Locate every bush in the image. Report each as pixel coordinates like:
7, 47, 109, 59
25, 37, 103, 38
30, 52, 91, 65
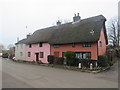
73, 58, 80, 66
80, 59, 90, 67
55, 57, 64, 65
64, 51, 76, 66
47, 55, 54, 64
98, 55, 109, 67
116, 48, 120, 58
108, 60, 113, 66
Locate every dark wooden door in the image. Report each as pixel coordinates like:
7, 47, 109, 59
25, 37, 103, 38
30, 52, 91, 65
54, 52, 59, 57
35, 53, 39, 61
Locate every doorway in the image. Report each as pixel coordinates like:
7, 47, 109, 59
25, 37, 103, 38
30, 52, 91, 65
35, 53, 39, 61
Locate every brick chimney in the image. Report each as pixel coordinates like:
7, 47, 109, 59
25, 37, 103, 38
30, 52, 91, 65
73, 13, 81, 22
56, 20, 61, 26
27, 33, 31, 38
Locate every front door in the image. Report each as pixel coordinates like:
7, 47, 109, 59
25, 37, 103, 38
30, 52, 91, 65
35, 53, 39, 61
54, 52, 59, 57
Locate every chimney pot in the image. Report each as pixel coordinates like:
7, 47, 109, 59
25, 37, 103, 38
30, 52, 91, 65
56, 20, 61, 26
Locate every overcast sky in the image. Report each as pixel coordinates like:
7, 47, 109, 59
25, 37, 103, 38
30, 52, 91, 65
0, 0, 119, 48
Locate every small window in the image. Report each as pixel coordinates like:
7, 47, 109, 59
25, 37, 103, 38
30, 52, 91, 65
39, 42, 43, 47
20, 52, 23, 56
40, 52, 44, 58
72, 43, 75, 47
82, 43, 91, 47
29, 44, 32, 48
53, 45, 60, 48
100, 41, 102, 47
28, 52, 31, 57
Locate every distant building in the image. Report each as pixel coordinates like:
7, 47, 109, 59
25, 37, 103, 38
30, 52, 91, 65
15, 39, 27, 61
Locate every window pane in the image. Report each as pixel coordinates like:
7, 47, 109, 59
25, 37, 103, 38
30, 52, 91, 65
28, 52, 31, 57
40, 52, 43, 58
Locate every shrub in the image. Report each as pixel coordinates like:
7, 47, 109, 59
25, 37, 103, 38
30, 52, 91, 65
73, 58, 80, 66
47, 55, 54, 64
108, 60, 113, 66
98, 55, 109, 67
116, 48, 120, 58
55, 57, 64, 65
80, 59, 90, 67
64, 51, 76, 66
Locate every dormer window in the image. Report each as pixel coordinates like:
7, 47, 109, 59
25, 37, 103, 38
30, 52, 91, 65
83, 43, 91, 47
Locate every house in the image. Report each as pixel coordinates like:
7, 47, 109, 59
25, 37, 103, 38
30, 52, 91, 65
25, 14, 108, 62
15, 38, 27, 61
49, 14, 108, 60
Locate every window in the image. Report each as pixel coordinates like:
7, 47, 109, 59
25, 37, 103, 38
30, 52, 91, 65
53, 45, 60, 48
28, 52, 31, 57
40, 52, 44, 58
29, 44, 32, 48
20, 52, 23, 56
72, 43, 75, 47
75, 52, 91, 59
100, 41, 102, 47
39, 42, 43, 47
82, 43, 91, 47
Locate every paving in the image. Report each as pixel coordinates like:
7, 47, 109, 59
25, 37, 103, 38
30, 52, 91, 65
1, 57, 118, 88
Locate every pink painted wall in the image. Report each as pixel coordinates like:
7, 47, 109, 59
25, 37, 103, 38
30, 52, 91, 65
51, 43, 98, 60
26, 43, 50, 63
98, 27, 106, 55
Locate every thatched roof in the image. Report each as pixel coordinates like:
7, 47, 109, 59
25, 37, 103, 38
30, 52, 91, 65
15, 38, 27, 45
25, 15, 107, 45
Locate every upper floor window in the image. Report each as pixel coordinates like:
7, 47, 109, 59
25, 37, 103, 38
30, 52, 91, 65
82, 43, 91, 47
100, 41, 102, 47
72, 43, 75, 47
39, 42, 43, 47
53, 45, 60, 48
29, 44, 32, 48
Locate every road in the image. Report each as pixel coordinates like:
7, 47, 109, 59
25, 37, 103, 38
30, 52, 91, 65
2, 57, 118, 88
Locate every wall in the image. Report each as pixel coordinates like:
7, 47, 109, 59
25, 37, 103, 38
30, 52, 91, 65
51, 43, 98, 60
26, 43, 50, 63
98, 27, 106, 55
15, 44, 26, 61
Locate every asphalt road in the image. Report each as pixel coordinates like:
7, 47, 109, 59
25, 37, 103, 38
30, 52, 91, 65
1, 57, 118, 88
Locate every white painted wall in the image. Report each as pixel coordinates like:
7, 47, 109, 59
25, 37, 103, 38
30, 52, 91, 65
15, 44, 26, 61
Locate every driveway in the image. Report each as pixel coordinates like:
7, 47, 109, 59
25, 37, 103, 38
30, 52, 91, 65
2, 58, 118, 88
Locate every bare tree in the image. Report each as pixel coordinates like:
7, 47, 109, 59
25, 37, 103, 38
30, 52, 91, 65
107, 17, 120, 47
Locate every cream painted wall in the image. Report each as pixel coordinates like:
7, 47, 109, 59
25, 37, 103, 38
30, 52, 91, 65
15, 44, 26, 61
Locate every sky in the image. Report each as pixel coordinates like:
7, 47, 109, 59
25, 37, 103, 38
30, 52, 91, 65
0, 0, 119, 49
